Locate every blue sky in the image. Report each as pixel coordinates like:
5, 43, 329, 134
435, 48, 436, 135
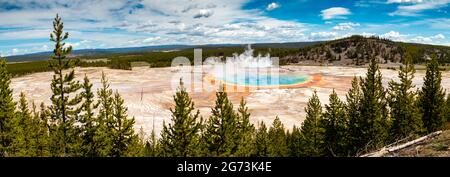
0, 0, 449, 56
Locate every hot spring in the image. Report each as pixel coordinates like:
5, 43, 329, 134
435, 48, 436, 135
203, 45, 313, 89
215, 72, 310, 87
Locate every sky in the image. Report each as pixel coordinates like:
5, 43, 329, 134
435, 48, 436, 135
0, 0, 449, 56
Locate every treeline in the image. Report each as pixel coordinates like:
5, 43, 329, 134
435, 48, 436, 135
7, 59, 110, 77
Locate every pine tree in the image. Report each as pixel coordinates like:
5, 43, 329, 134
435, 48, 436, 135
357, 57, 389, 152
254, 121, 269, 157
418, 56, 446, 133
299, 91, 324, 157
287, 125, 302, 157
346, 77, 362, 155
267, 117, 289, 157
127, 126, 146, 157
145, 127, 160, 157
47, 14, 82, 156
322, 89, 348, 157
96, 72, 114, 156
33, 102, 50, 156
10, 92, 33, 156
159, 80, 202, 157
109, 90, 138, 157
0, 58, 16, 157
202, 89, 239, 157
235, 98, 255, 156
79, 75, 100, 156
388, 54, 422, 140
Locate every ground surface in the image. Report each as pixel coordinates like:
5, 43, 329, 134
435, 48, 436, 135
10, 65, 450, 138
384, 129, 450, 157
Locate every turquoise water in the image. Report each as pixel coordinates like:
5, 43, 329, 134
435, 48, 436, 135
217, 73, 309, 86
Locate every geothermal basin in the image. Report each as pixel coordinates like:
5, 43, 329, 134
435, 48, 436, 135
9, 47, 450, 137
12, 65, 450, 138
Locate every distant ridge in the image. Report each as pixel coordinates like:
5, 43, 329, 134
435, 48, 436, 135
4, 42, 320, 62
5, 36, 450, 64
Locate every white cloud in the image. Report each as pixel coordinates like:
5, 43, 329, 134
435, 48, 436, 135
380, 30, 406, 39
1, 0, 449, 55
433, 34, 446, 39
410, 34, 446, 43
193, 9, 214, 18
310, 31, 339, 40
376, 31, 447, 45
389, 0, 450, 16
266, 2, 280, 11
0, 0, 309, 53
360, 32, 377, 37
332, 22, 360, 30
12, 48, 20, 55
66, 42, 81, 48
0, 29, 51, 40
320, 7, 351, 20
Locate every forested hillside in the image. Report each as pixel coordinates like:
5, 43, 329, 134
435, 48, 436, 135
282, 35, 450, 65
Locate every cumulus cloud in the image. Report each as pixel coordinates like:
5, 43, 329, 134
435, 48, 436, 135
360, 32, 377, 37
320, 7, 351, 20
377, 31, 446, 45
193, 9, 214, 18
0, 0, 316, 55
380, 30, 406, 39
332, 22, 360, 30
410, 34, 446, 43
1, 0, 449, 56
266, 2, 280, 11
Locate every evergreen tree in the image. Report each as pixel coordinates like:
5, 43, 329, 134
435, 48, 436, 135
235, 98, 255, 156
109, 90, 138, 157
10, 92, 33, 156
287, 126, 302, 157
145, 127, 160, 157
33, 102, 50, 156
202, 89, 239, 157
254, 121, 269, 157
357, 57, 389, 152
0, 58, 15, 157
418, 56, 446, 133
79, 75, 100, 156
322, 89, 348, 157
346, 77, 362, 155
159, 80, 202, 157
300, 91, 324, 157
267, 117, 289, 157
47, 14, 82, 156
127, 126, 146, 157
96, 72, 114, 156
388, 55, 422, 140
